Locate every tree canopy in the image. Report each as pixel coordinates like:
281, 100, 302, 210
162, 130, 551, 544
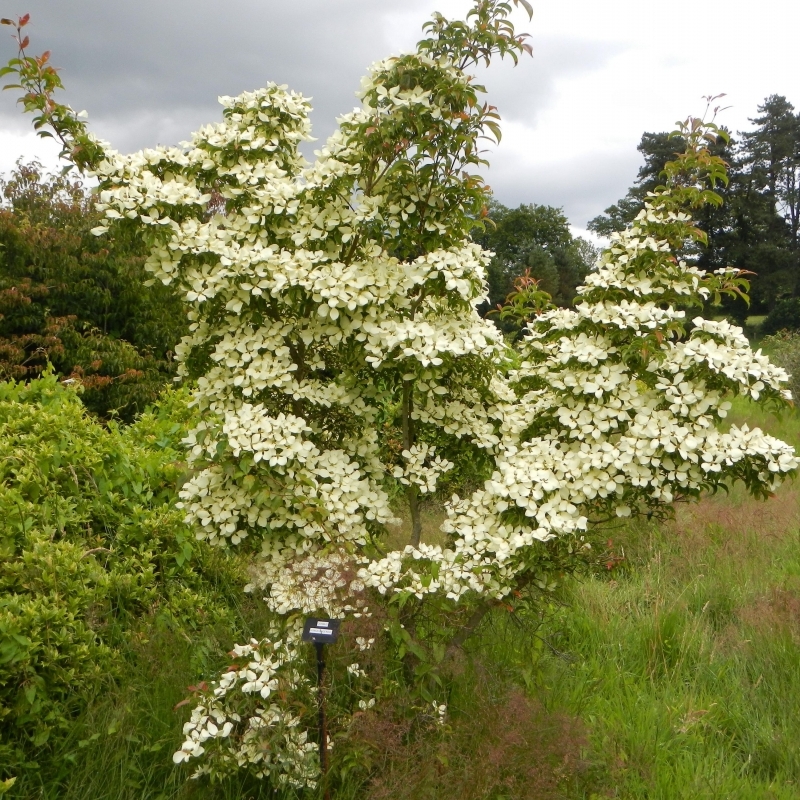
473, 201, 596, 311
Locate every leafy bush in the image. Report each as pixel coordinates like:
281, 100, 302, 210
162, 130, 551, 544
0, 375, 244, 782
761, 298, 800, 336
0, 162, 187, 419
762, 330, 800, 402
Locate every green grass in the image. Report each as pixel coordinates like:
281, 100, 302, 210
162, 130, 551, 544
531, 519, 800, 798
12, 397, 800, 799
491, 397, 800, 798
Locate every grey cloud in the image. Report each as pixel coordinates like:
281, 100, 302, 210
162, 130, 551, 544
0, 1, 634, 223
0, 0, 420, 150
475, 35, 624, 128
486, 147, 642, 227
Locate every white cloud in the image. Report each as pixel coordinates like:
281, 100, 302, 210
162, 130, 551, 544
0, 129, 63, 177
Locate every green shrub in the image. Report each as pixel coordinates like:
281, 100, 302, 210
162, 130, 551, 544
0, 162, 187, 420
762, 330, 800, 402
761, 298, 800, 336
0, 375, 244, 782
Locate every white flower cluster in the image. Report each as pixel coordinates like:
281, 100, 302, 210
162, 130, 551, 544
221, 406, 313, 463
178, 429, 398, 549
347, 662, 368, 678
392, 443, 454, 494
246, 548, 370, 617
173, 637, 318, 788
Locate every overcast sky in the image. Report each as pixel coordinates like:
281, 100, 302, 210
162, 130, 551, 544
1, 0, 799, 234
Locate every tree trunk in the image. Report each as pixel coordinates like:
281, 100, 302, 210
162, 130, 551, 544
444, 602, 494, 659
407, 487, 422, 548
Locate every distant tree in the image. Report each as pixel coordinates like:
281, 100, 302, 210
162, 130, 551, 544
474, 201, 596, 309
741, 96, 800, 294
590, 99, 800, 319
0, 162, 187, 417
711, 151, 793, 320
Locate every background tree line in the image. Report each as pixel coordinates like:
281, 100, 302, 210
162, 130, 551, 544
472, 199, 597, 313
590, 94, 800, 331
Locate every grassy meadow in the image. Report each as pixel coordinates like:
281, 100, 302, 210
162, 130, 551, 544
364, 398, 800, 800
11, 397, 800, 800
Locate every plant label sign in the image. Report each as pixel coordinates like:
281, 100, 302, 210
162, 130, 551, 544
302, 618, 341, 644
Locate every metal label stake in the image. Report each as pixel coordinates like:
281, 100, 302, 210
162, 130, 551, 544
302, 617, 340, 796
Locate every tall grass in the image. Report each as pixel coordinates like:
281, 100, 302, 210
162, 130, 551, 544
504, 397, 800, 798
14, 590, 285, 800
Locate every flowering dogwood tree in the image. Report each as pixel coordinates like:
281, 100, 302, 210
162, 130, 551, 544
4, 2, 797, 790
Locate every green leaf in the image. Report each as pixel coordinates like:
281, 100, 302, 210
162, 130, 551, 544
484, 120, 502, 142
515, 0, 534, 18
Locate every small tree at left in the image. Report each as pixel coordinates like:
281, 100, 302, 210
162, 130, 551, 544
0, 160, 187, 418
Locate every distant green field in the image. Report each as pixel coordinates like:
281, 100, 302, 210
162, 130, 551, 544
746, 314, 767, 329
